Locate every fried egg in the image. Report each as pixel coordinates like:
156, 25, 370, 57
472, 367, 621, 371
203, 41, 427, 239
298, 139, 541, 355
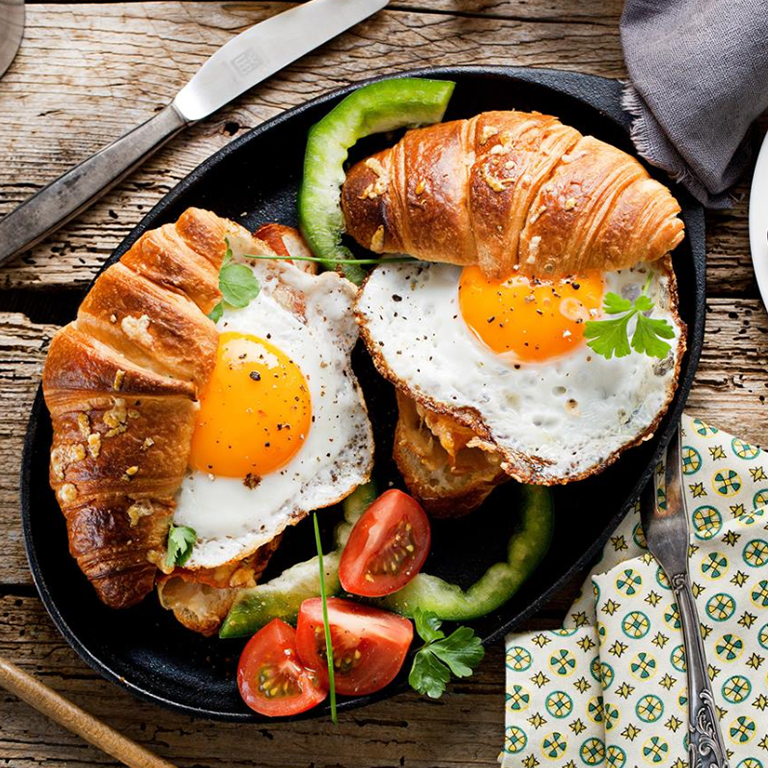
356, 259, 684, 484
175, 247, 374, 569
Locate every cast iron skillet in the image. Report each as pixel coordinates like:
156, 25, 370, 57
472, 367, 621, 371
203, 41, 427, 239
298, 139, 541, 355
21, 66, 706, 721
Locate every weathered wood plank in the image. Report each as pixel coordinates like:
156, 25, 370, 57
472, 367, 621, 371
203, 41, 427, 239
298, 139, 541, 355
1, 1, 627, 291
1, 299, 766, 587
390, 0, 623, 20
687, 298, 768, 437
24, 0, 625, 22
0, 592, 567, 767
0, 3, 759, 296
0, 1, 763, 765
705, 188, 756, 298
0, 314, 57, 586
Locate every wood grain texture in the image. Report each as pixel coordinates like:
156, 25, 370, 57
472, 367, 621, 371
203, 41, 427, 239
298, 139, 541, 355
0, 656, 177, 768
23, 0, 625, 21
0, 314, 56, 586
1, 1, 767, 766
0, 3, 758, 296
1, 1, 626, 290
0, 2, 757, 295
0, 592, 546, 768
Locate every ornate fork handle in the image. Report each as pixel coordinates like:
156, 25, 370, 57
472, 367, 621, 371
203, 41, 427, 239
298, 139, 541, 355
670, 572, 730, 768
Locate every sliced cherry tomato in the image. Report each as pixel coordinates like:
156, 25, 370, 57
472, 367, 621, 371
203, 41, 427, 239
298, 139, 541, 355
237, 618, 327, 717
296, 597, 413, 696
339, 488, 431, 597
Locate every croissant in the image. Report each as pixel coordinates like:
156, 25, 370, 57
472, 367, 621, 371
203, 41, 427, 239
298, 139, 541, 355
341, 110, 685, 279
42, 208, 227, 609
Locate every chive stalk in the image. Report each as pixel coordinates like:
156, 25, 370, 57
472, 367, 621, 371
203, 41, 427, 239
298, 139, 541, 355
313, 513, 337, 724
244, 253, 415, 266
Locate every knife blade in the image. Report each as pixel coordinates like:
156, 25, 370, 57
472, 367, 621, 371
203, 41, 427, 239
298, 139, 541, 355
174, 0, 387, 121
0, 0, 388, 267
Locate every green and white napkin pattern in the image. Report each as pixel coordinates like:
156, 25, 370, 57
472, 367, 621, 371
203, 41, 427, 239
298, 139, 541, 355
501, 414, 768, 768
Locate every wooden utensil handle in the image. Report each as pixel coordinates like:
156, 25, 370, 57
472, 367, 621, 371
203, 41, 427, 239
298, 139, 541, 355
0, 655, 177, 768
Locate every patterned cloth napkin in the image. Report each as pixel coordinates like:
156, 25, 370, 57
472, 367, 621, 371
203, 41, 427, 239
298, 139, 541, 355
501, 414, 768, 768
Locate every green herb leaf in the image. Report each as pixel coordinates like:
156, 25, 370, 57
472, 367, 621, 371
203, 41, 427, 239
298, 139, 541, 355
634, 294, 655, 312
220, 263, 261, 308
413, 608, 445, 643
313, 513, 337, 725
166, 524, 196, 568
583, 274, 676, 360
429, 627, 485, 678
584, 312, 633, 359
208, 302, 223, 323
409, 647, 452, 698
214, 237, 261, 310
602, 292, 633, 315
632, 314, 675, 358
408, 610, 484, 699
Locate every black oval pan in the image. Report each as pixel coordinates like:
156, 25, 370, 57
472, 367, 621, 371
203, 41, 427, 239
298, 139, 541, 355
21, 66, 706, 721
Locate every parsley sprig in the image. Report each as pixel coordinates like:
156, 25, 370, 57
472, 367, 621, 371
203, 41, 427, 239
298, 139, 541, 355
583, 272, 675, 360
408, 608, 485, 698
166, 524, 196, 568
208, 238, 262, 322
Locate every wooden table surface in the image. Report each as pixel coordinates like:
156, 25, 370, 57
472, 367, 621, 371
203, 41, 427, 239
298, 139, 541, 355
1, 1, 767, 766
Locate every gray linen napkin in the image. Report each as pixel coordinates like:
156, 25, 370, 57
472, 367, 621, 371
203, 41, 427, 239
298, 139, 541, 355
621, 0, 768, 207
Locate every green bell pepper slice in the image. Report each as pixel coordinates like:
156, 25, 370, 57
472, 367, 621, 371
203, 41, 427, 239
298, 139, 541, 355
298, 77, 455, 283
374, 485, 554, 621
219, 483, 553, 637
219, 482, 378, 639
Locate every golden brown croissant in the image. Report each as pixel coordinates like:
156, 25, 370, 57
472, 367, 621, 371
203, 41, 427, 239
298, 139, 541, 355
42, 208, 227, 609
341, 110, 685, 279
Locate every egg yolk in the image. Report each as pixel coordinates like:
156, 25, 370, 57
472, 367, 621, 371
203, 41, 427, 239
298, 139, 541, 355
458, 266, 604, 363
189, 332, 312, 478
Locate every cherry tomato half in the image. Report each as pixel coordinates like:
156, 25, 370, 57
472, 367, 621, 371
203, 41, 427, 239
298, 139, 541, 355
296, 597, 413, 696
339, 489, 431, 597
237, 618, 327, 717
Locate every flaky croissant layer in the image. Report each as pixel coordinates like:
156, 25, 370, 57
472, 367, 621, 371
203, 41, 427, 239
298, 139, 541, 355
43, 208, 228, 609
341, 110, 685, 279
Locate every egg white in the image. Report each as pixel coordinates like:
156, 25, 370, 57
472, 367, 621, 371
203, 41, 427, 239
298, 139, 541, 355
356, 260, 685, 484
175, 253, 374, 569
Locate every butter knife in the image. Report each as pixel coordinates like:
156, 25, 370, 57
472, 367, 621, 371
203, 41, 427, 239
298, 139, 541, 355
641, 428, 729, 768
0, 0, 388, 267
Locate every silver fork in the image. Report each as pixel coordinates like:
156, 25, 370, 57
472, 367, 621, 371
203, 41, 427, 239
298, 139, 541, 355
640, 428, 729, 768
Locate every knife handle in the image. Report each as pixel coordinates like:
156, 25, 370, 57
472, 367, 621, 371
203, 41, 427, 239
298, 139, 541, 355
0, 103, 188, 268
671, 572, 730, 768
